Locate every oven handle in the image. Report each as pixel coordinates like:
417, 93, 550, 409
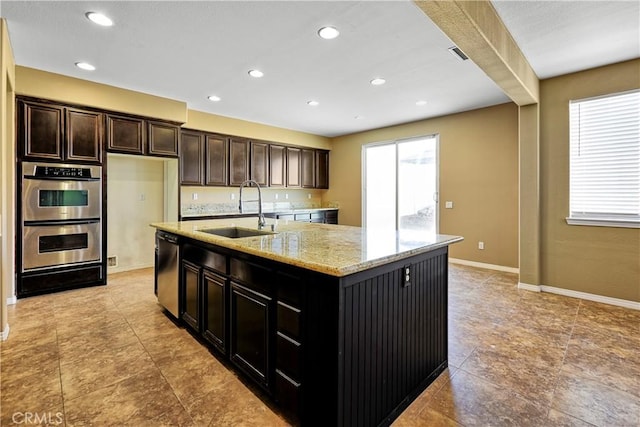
23, 175, 101, 182
24, 219, 101, 227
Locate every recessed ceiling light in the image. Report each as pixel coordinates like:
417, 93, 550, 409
75, 62, 96, 71
318, 26, 339, 40
208, 95, 221, 102
370, 78, 386, 86
307, 100, 319, 106
354, 115, 363, 120
416, 100, 427, 106
248, 69, 264, 78
85, 12, 113, 27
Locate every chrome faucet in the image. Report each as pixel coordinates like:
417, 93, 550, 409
239, 180, 266, 229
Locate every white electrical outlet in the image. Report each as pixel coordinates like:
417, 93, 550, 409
139, 193, 145, 201
192, 193, 198, 200
230, 193, 235, 200
478, 241, 485, 250
445, 201, 453, 209
285, 193, 289, 200
275, 193, 279, 200
308, 193, 311, 199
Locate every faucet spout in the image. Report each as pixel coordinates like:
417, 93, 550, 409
239, 180, 266, 229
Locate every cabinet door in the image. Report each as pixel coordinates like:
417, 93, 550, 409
269, 145, 286, 187
181, 261, 200, 331
286, 147, 301, 188
66, 108, 103, 163
315, 150, 329, 189
20, 100, 63, 161
205, 134, 228, 186
229, 138, 249, 186
301, 149, 315, 188
148, 121, 179, 157
180, 131, 205, 185
106, 114, 145, 154
250, 141, 269, 186
203, 269, 227, 354
231, 282, 271, 388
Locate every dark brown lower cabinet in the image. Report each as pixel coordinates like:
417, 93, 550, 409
203, 269, 227, 353
181, 260, 200, 331
166, 234, 449, 427
230, 282, 271, 389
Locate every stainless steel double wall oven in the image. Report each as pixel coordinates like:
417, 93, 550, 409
19, 162, 105, 297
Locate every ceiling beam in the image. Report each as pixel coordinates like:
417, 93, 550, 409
414, 0, 539, 105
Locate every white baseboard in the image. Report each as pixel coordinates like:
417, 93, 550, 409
6, 296, 16, 305
449, 258, 519, 274
518, 282, 640, 310
107, 263, 154, 275
1, 324, 9, 341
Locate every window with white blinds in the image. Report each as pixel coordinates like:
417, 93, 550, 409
568, 90, 640, 228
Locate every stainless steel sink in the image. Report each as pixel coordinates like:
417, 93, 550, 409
199, 227, 276, 238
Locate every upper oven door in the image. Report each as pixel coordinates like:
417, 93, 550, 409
22, 176, 102, 221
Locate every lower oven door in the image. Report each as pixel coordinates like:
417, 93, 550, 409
22, 221, 101, 271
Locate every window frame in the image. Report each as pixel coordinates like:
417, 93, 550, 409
566, 89, 640, 229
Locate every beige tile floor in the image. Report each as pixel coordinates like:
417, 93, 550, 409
1, 265, 638, 426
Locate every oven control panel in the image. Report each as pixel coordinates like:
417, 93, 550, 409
34, 166, 93, 178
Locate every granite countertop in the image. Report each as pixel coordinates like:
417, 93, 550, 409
181, 207, 339, 218
151, 217, 463, 277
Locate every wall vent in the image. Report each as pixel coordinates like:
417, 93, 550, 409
107, 256, 118, 267
448, 46, 469, 61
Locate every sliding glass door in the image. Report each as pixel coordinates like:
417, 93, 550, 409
363, 135, 438, 236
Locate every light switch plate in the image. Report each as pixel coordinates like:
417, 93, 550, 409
445, 201, 453, 209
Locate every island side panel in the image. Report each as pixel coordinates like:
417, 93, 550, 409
337, 246, 449, 427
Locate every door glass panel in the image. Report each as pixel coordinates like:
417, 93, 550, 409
39, 189, 89, 207
364, 144, 396, 230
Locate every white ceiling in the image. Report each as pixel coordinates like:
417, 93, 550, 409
1, 1, 638, 137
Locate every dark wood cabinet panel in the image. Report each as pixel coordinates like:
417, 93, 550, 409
315, 150, 329, 189
301, 149, 315, 188
206, 134, 228, 186
181, 260, 200, 331
230, 282, 271, 389
250, 141, 269, 186
229, 138, 250, 186
106, 114, 145, 154
148, 120, 179, 157
286, 147, 301, 188
269, 145, 286, 187
180, 130, 205, 185
66, 108, 102, 163
203, 269, 227, 354
20, 100, 63, 161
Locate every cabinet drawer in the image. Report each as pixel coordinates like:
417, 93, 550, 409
310, 212, 323, 220
182, 243, 227, 274
277, 271, 302, 306
277, 301, 301, 340
275, 370, 301, 416
277, 214, 295, 221
276, 332, 301, 380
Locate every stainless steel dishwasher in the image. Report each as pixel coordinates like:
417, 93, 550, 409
156, 231, 179, 318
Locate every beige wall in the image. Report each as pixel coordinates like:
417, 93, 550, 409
107, 155, 168, 273
1, 19, 16, 337
540, 59, 640, 302
327, 102, 519, 268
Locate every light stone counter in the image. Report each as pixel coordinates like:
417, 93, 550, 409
151, 217, 463, 277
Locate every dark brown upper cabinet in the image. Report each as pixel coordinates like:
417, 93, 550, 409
19, 99, 102, 164
106, 114, 179, 158
286, 147, 301, 188
106, 114, 145, 155
148, 121, 179, 157
269, 145, 286, 187
301, 148, 315, 188
250, 141, 269, 187
315, 150, 329, 189
66, 108, 103, 163
206, 134, 228, 186
180, 130, 205, 185
229, 138, 250, 186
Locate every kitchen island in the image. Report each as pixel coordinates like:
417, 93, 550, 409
151, 217, 462, 427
